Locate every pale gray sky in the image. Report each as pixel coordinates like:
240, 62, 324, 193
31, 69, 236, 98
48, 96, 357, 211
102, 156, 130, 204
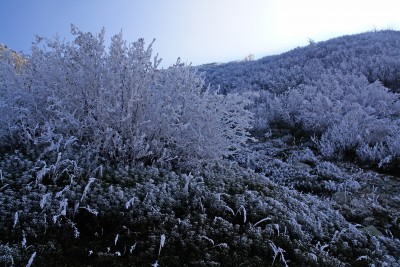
1, 0, 399, 67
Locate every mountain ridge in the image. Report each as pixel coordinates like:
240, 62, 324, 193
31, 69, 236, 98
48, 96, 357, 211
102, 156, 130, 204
199, 30, 400, 94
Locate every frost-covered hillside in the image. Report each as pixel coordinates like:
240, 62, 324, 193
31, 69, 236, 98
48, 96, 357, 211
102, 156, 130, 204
200, 30, 400, 93
200, 30, 400, 172
1, 28, 400, 266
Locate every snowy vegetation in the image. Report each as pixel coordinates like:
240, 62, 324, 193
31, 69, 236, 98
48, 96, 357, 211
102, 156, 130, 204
201, 30, 400, 170
1, 28, 400, 266
0, 26, 252, 172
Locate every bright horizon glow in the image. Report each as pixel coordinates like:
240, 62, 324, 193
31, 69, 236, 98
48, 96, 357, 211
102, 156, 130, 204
1, 0, 399, 67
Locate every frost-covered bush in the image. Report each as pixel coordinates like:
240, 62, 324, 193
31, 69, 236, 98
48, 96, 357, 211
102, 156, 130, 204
311, 75, 400, 166
143, 64, 253, 168
0, 26, 253, 170
254, 72, 400, 167
264, 73, 399, 133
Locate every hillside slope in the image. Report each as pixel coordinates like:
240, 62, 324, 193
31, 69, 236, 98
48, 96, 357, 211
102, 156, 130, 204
198, 30, 400, 265
200, 30, 400, 93
1, 29, 400, 266
200, 30, 400, 172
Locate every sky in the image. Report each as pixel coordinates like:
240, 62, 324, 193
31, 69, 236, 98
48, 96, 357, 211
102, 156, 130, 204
1, 0, 400, 67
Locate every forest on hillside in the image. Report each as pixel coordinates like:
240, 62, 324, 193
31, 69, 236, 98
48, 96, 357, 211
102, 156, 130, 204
1, 28, 400, 266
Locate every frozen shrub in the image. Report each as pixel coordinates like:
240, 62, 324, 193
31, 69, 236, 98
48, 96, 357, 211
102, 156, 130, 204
356, 124, 400, 168
0, 26, 253, 170
281, 74, 399, 134
255, 72, 400, 167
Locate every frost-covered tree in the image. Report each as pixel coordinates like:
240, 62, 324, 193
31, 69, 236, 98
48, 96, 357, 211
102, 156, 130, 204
0, 25, 253, 170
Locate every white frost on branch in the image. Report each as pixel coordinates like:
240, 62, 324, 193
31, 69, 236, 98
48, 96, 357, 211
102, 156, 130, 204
13, 211, 19, 228
25, 252, 36, 267
158, 234, 166, 256
81, 178, 95, 202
